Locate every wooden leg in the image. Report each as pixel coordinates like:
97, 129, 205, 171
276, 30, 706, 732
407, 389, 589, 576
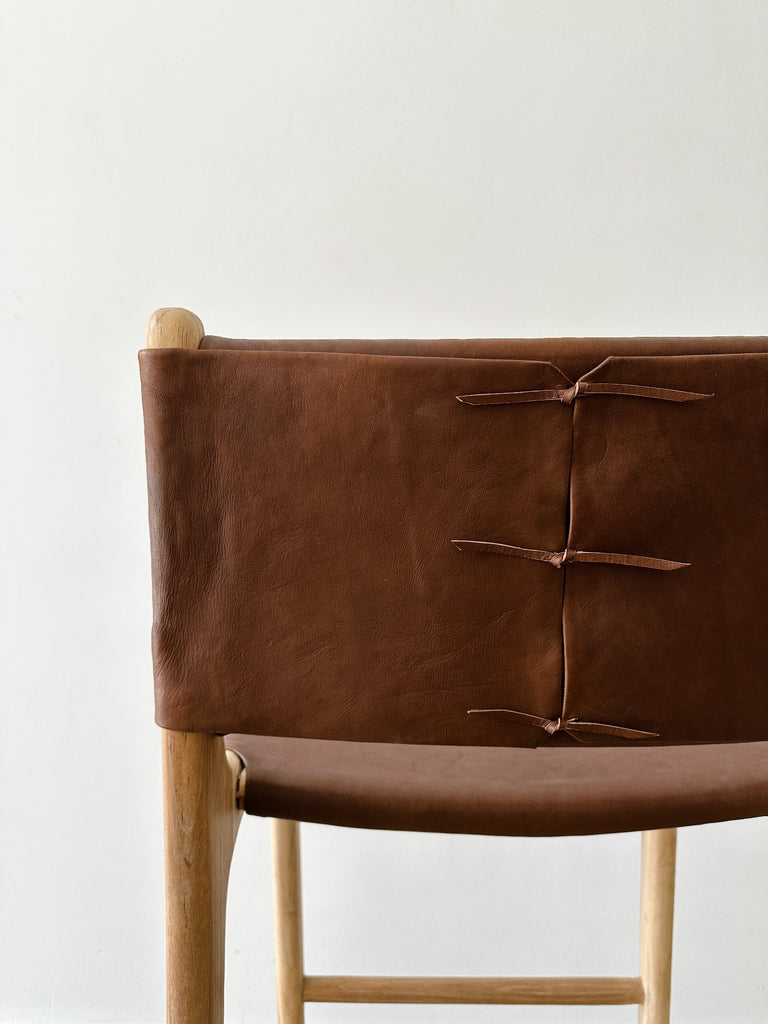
638, 828, 677, 1024
272, 819, 305, 1024
163, 729, 243, 1024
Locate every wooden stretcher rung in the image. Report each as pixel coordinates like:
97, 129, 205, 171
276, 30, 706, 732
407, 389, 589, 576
302, 973, 645, 1005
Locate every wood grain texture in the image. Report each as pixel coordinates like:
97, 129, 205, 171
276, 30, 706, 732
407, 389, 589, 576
162, 730, 243, 1024
638, 828, 677, 1024
303, 974, 644, 1005
272, 819, 305, 1024
146, 307, 204, 350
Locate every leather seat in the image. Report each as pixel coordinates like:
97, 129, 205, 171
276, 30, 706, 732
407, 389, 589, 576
225, 733, 768, 837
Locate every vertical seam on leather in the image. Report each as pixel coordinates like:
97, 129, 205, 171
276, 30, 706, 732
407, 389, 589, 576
559, 397, 576, 725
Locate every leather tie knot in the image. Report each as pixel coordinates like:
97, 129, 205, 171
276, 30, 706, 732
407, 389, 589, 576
452, 539, 690, 572
559, 382, 580, 405
467, 708, 659, 740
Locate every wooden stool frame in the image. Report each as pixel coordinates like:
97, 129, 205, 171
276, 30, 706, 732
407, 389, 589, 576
148, 308, 677, 1024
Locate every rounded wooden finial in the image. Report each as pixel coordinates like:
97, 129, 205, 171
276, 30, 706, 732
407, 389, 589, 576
146, 307, 205, 350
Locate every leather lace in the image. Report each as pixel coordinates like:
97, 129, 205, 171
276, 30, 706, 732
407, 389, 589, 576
451, 539, 689, 572
467, 708, 659, 740
453, 369, 702, 744
456, 380, 713, 406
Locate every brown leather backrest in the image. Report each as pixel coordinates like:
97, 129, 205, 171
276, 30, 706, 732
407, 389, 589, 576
141, 336, 768, 747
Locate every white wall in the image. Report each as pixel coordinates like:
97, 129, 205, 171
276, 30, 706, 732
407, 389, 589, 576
2, 2, 768, 1021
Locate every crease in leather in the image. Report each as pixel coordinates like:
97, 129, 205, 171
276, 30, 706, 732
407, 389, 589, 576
451, 539, 689, 572
456, 379, 714, 406
467, 708, 659, 741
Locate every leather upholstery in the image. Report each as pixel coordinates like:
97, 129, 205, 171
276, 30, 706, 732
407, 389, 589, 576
140, 336, 768, 751
224, 733, 768, 836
